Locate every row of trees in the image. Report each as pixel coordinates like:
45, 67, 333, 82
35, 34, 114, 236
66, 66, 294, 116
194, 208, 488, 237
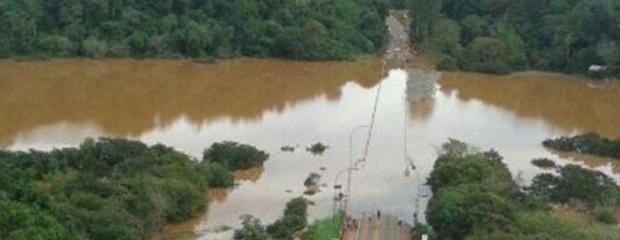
543, 133, 620, 159
0, 138, 268, 240
425, 140, 620, 240
0, 0, 389, 60
408, 0, 620, 76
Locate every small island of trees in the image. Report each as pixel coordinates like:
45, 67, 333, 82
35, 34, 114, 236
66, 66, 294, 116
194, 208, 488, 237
543, 133, 620, 159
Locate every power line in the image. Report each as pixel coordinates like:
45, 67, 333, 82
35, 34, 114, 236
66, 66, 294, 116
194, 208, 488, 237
361, 59, 388, 163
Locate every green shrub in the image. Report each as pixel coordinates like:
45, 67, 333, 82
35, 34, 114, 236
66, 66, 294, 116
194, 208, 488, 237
234, 215, 269, 240
306, 142, 328, 155
530, 165, 620, 206
301, 214, 342, 240
82, 37, 108, 58
531, 158, 557, 169
108, 42, 131, 58
429, 140, 517, 196
202, 142, 268, 171
427, 184, 517, 240
38, 35, 76, 57
266, 197, 309, 239
594, 208, 618, 224
543, 133, 620, 159
205, 163, 235, 188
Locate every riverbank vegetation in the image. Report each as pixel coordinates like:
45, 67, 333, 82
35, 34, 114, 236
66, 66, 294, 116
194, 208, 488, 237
301, 214, 343, 240
234, 197, 310, 240
408, 0, 620, 77
425, 140, 620, 240
0, 138, 268, 240
233, 197, 343, 240
0, 0, 388, 61
543, 133, 620, 159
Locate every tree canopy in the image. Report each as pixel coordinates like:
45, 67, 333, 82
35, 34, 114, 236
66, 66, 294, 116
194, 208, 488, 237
0, 0, 388, 61
425, 140, 620, 240
543, 133, 620, 159
409, 0, 620, 77
0, 138, 264, 240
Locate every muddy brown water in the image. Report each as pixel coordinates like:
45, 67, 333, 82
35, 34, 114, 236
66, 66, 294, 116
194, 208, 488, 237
1, 59, 619, 239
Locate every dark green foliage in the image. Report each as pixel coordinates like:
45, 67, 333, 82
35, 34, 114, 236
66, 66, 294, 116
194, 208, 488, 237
427, 140, 518, 240
235, 197, 310, 240
428, 184, 517, 240
234, 215, 269, 240
410, 0, 620, 77
0, 0, 387, 60
423, 18, 463, 71
301, 213, 343, 240
543, 133, 620, 159
412, 223, 435, 239
427, 140, 620, 240
304, 173, 321, 188
0, 138, 229, 240
530, 164, 620, 207
429, 140, 518, 196
266, 197, 309, 240
594, 207, 618, 224
306, 142, 328, 155
202, 141, 268, 171
531, 158, 557, 169
204, 163, 235, 188
0, 200, 76, 240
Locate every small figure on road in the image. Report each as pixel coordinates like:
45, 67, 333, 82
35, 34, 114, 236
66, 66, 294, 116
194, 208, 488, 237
377, 210, 381, 219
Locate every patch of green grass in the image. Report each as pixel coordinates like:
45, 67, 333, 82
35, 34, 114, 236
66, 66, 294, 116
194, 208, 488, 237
302, 213, 343, 240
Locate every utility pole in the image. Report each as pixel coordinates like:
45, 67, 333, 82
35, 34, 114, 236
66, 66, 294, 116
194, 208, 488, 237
333, 167, 358, 227
344, 125, 368, 217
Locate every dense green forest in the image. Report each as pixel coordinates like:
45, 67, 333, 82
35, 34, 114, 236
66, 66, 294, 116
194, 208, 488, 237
0, 138, 267, 240
0, 0, 388, 60
408, 0, 620, 77
425, 140, 620, 240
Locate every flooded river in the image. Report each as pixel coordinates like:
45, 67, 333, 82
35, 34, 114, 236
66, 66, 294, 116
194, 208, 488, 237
1, 59, 619, 239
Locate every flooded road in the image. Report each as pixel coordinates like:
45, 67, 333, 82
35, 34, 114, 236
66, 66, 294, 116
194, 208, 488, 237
1, 59, 620, 239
